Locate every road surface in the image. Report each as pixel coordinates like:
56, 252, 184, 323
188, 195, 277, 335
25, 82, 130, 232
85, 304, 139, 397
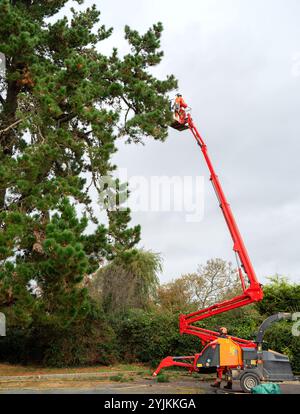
0, 378, 299, 394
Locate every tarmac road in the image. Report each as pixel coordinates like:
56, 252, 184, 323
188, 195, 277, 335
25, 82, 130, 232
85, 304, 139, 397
0, 379, 299, 394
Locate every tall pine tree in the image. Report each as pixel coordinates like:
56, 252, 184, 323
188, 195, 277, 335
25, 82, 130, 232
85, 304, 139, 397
0, 0, 177, 364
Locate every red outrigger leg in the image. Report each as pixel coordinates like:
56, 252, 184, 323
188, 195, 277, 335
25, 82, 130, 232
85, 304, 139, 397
153, 356, 196, 377
153, 111, 263, 376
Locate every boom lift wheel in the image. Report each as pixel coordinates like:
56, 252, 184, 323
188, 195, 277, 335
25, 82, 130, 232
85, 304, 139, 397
240, 372, 261, 393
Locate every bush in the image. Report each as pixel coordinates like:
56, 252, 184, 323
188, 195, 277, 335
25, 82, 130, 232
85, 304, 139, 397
0, 308, 117, 367
255, 276, 300, 372
111, 309, 200, 367
263, 322, 300, 372
39, 320, 117, 367
256, 276, 300, 315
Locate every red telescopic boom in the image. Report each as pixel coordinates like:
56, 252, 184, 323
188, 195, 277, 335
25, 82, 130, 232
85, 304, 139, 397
178, 114, 263, 344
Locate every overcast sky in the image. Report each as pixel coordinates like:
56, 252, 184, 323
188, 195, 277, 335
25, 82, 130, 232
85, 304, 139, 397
62, 0, 300, 284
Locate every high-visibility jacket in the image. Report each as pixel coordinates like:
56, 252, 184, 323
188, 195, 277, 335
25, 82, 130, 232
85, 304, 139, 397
175, 96, 187, 109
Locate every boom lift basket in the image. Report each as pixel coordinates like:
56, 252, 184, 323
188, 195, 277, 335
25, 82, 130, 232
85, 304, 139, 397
171, 117, 189, 131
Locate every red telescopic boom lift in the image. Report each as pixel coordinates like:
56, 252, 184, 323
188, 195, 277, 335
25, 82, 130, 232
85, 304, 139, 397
153, 102, 264, 376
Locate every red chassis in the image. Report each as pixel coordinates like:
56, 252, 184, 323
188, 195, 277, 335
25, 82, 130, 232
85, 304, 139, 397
153, 112, 263, 376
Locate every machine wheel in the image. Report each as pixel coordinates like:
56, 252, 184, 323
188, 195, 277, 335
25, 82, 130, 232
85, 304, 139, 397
240, 372, 261, 393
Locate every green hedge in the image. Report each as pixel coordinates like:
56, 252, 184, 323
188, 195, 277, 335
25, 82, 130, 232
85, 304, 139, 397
0, 316, 117, 367
111, 309, 200, 367
1, 302, 299, 371
263, 322, 300, 373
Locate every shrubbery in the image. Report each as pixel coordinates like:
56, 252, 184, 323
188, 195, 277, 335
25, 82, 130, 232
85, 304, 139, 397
111, 309, 200, 367
1, 298, 299, 372
264, 322, 300, 372
1, 266, 299, 372
0, 305, 117, 367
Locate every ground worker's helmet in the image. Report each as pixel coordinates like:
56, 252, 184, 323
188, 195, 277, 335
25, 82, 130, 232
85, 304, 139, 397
176, 93, 182, 97
219, 327, 228, 335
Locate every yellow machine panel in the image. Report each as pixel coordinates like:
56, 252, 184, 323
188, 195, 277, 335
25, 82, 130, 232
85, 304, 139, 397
217, 338, 243, 367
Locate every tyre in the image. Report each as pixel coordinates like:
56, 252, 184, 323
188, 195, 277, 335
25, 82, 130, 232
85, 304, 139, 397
240, 372, 261, 393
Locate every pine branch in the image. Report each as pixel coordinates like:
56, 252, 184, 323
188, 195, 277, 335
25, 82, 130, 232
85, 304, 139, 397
121, 95, 136, 112
0, 119, 21, 135
56, 112, 76, 127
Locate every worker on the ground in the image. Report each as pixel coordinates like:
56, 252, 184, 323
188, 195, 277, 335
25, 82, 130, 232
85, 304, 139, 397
173, 93, 188, 123
210, 327, 233, 390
